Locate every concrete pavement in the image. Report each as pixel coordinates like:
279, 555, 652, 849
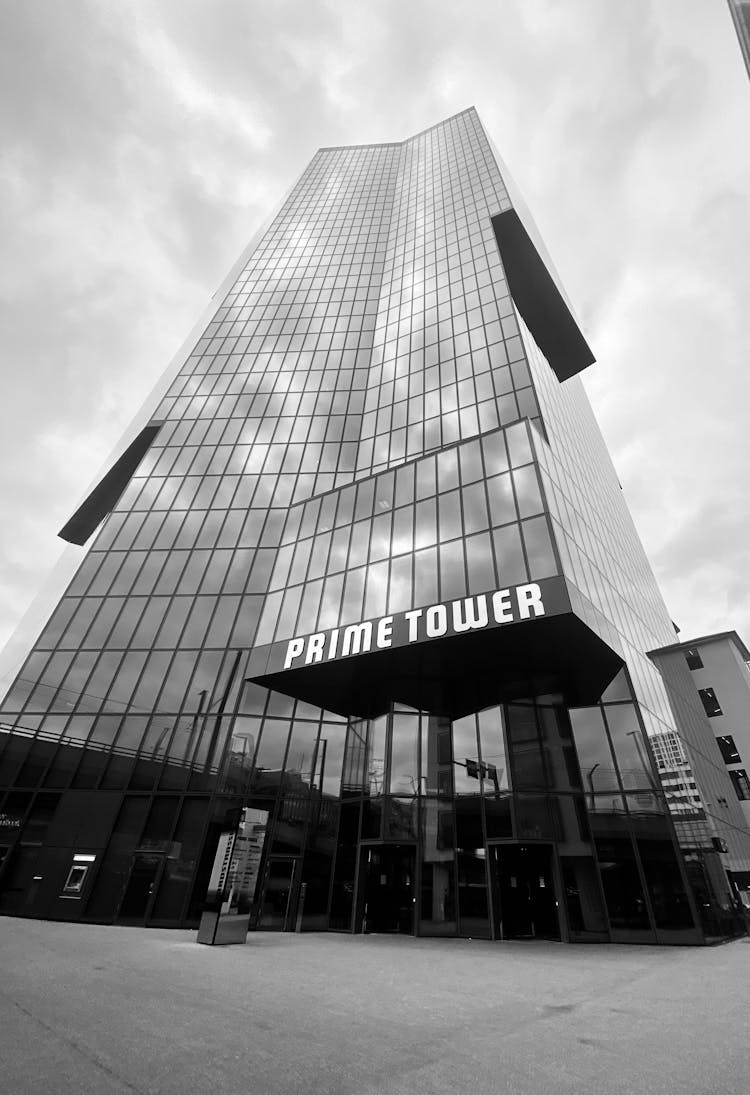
1, 917, 749, 1094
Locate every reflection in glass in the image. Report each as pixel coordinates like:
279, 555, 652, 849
330, 801, 360, 930
569, 707, 619, 796
515, 795, 553, 839
413, 548, 438, 607
561, 857, 608, 937
342, 719, 368, 796
439, 541, 466, 601
538, 707, 581, 792
487, 473, 516, 527
387, 555, 412, 615
603, 704, 656, 791
594, 834, 651, 933
512, 465, 543, 518
367, 716, 387, 797
420, 853, 456, 935
492, 524, 527, 586
452, 714, 479, 794
466, 533, 495, 592
386, 797, 417, 840
251, 718, 290, 796
389, 712, 419, 794
462, 482, 489, 533
438, 490, 462, 541
506, 706, 545, 790
522, 517, 557, 579
361, 799, 382, 839
457, 850, 490, 938
316, 722, 346, 799
636, 835, 693, 930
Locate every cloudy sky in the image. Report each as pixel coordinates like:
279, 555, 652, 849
1, 0, 749, 686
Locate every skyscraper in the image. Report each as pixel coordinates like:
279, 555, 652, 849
728, 0, 750, 77
1, 109, 746, 942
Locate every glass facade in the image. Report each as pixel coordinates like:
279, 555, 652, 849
728, 0, 750, 78
0, 109, 722, 942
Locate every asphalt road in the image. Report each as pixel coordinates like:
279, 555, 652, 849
1, 918, 749, 1094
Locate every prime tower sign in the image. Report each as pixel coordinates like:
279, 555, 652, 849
249, 572, 623, 717
283, 582, 547, 671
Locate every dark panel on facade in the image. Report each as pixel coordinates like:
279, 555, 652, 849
491, 210, 595, 381
59, 421, 163, 545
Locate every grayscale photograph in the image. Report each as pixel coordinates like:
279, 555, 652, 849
1, 3, 749, 1093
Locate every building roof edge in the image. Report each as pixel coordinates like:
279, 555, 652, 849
647, 630, 750, 662
315, 107, 479, 154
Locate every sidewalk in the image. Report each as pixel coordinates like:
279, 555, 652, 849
1, 918, 749, 1094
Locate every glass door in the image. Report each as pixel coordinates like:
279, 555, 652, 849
117, 852, 166, 923
257, 858, 298, 930
361, 845, 416, 934
489, 843, 560, 940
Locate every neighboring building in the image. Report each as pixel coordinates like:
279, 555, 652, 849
728, 0, 750, 77
0, 109, 744, 943
649, 633, 750, 908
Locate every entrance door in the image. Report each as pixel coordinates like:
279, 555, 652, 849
490, 843, 560, 940
362, 845, 415, 934
0, 846, 41, 914
257, 858, 297, 930
117, 852, 165, 923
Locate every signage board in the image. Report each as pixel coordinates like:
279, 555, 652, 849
281, 581, 553, 674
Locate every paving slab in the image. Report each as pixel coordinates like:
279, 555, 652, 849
1, 918, 749, 1095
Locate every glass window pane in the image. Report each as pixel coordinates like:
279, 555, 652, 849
465, 533, 495, 593
340, 568, 366, 625
389, 712, 419, 795
414, 499, 437, 549
367, 715, 387, 796
342, 719, 368, 796
252, 718, 291, 795
561, 857, 608, 937
387, 555, 412, 615
481, 430, 509, 476
636, 829, 694, 930
438, 490, 462, 542
458, 440, 483, 484
506, 421, 532, 467
364, 561, 389, 620
522, 516, 557, 578
460, 482, 487, 536
569, 707, 619, 794
386, 797, 417, 840
457, 850, 489, 938
452, 714, 479, 794
392, 507, 413, 555
477, 706, 509, 792
538, 707, 581, 791
604, 704, 656, 791
506, 706, 545, 790
492, 524, 527, 586
512, 465, 543, 518
593, 833, 651, 932
436, 448, 459, 492
439, 540, 466, 602
413, 548, 438, 607
487, 473, 516, 527
419, 823, 457, 935
416, 456, 436, 500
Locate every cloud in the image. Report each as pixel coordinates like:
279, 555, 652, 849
1, 0, 749, 670
132, 15, 273, 152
